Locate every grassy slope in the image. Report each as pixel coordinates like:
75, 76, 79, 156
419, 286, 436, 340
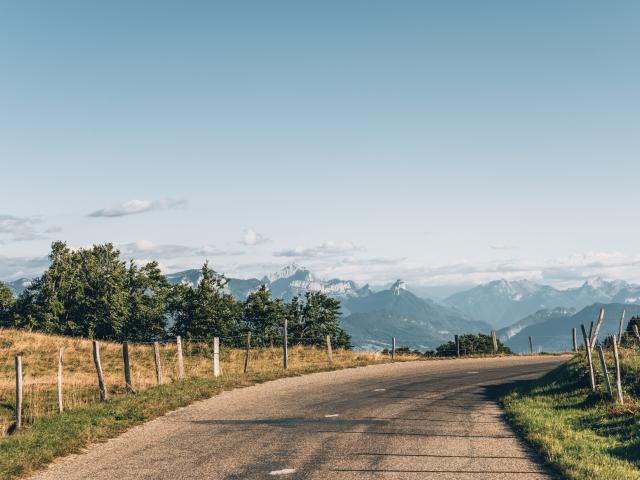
503, 349, 640, 480
0, 329, 409, 479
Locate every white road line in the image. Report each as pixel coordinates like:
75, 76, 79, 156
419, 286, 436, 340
467, 371, 480, 374
373, 388, 386, 392
324, 414, 339, 417
269, 469, 296, 475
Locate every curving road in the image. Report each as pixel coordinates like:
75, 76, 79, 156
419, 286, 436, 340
32, 356, 568, 480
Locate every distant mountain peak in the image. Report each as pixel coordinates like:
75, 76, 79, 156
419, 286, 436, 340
391, 279, 407, 295
264, 263, 310, 283
582, 277, 629, 291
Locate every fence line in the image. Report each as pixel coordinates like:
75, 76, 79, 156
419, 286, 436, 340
5, 322, 637, 436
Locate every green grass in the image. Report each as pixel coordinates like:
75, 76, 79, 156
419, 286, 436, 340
503, 349, 640, 480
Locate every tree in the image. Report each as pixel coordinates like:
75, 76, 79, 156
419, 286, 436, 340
624, 316, 640, 345
243, 285, 286, 346
0, 281, 15, 326
436, 334, 512, 356
12, 242, 129, 339
289, 292, 351, 348
122, 261, 171, 341
170, 262, 242, 340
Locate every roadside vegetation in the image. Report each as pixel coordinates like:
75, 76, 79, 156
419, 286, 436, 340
504, 330, 640, 480
0, 242, 351, 348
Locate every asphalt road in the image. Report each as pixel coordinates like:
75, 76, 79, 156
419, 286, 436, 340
32, 356, 569, 480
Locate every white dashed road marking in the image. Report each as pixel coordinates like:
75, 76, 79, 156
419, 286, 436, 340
324, 414, 339, 417
467, 371, 480, 374
373, 388, 386, 392
269, 469, 296, 475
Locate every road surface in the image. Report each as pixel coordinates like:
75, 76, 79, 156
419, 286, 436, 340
32, 355, 568, 480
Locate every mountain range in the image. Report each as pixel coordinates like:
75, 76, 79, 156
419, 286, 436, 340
5, 265, 640, 352
4, 278, 31, 296
165, 263, 373, 302
499, 303, 640, 353
341, 280, 490, 350
165, 265, 487, 349
442, 278, 640, 329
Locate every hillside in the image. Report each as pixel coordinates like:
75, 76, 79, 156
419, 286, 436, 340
497, 307, 576, 341
342, 280, 491, 350
504, 303, 640, 353
444, 278, 640, 328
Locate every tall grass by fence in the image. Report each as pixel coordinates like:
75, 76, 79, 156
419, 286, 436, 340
0, 329, 402, 436
1, 327, 574, 437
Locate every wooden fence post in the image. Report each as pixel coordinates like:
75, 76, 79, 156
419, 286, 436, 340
213, 337, 220, 377
391, 337, 396, 361
153, 342, 163, 385
618, 309, 626, 345
612, 336, 624, 405
122, 341, 135, 392
15, 355, 22, 430
634, 324, 640, 343
326, 335, 333, 365
176, 336, 185, 379
590, 308, 605, 352
57, 348, 64, 413
283, 317, 288, 370
587, 321, 594, 346
491, 330, 498, 354
572, 327, 578, 352
92, 340, 107, 401
455, 335, 460, 358
243, 332, 251, 374
596, 344, 613, 400
580, 324, 596, 392
528, 336, 533, 354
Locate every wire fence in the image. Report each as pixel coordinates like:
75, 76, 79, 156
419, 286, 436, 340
0, 329, 390, 436
5, 324, 626, 437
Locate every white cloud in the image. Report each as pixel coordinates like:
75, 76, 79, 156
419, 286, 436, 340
274, 241, 364, 258
490, 243, 517, 250
118, 240, 244, 260
89, 199, 186, 218
268, 251, 640, 289
0, 214, 59, 242
0, 254, 50, 280
241, 228, 269, 246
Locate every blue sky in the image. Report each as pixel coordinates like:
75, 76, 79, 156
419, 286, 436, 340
1, 1, 640, 288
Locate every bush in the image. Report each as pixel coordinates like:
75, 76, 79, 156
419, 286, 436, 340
436, 333, 512, 356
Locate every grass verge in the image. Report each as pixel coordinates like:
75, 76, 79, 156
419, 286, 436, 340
503, 352, 640, 480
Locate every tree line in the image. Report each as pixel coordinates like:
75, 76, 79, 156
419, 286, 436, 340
0, 242, 352, 348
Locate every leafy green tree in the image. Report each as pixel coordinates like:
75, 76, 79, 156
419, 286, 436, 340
0, 281, 15, 326
12, 242, 129, 339
170, 262, 242, 340
242, 285, 287, 346
436, 333, 512, 356
122, 261, 171, 341
289, 292, 351, 348
624, 316, 640, 346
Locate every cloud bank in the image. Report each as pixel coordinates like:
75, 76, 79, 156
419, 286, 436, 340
241, 228, 269, 246
0, 214, 59, 243
89, 199, 186, 218
118, 240, 244, 260
274, 241, 364, 258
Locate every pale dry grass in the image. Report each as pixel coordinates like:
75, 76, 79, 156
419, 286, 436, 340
0, 329, 409, 435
